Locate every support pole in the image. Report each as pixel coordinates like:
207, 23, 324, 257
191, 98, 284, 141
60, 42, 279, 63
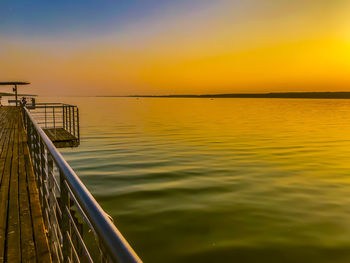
14, 84, 18, 106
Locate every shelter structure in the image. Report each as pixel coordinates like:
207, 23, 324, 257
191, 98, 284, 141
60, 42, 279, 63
0, 81, 30, 106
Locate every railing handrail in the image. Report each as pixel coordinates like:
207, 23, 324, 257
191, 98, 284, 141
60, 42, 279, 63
23, 107, 142, 263
34, 103, 75, 107
34, 105, 75, 109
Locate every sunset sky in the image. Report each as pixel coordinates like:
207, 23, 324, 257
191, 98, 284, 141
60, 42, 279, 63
1, 0, 350, 96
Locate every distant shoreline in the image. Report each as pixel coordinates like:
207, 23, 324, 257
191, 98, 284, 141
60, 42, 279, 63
97, 92, 350, 99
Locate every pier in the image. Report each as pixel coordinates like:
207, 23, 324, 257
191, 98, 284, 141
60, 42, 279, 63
0, 97, 141, 262
0, 107, 51, 262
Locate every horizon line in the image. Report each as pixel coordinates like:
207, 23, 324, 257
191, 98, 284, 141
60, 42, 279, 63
94, 91, 350, 99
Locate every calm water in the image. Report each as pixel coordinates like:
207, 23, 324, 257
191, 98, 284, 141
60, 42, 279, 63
43, 97, 350, 262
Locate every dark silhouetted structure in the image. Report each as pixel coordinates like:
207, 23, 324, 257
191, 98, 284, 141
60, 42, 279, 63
0, 81, 30, 106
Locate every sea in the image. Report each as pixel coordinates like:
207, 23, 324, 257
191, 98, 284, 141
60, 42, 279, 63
41, 97, 350, 263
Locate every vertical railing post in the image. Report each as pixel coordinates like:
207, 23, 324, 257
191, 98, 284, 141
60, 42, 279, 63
62, 104, 65, 129
45, 105, 47, 128
60, 171, 71, 262
33, 131, 38, 175
35, 133, 43, 205
40, 140, 47, 218
28, 123, 32, 155
53, 107, 56, 129
47, 153, 55, 256
72, 107, 76, 137
53, 106, 57, 138
65, 105, 68, 131
27, 113, 31, 149
69, 106, 72, 134
76, 108, 80, 140
30, 124, 35, 156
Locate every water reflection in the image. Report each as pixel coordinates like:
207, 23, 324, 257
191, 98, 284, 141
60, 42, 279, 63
41, 97, 350, 263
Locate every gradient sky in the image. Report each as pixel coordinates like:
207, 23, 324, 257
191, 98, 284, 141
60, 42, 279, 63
1, 0, 350, 96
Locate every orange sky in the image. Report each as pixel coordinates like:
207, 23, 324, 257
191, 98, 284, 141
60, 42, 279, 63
1, 0, 350, 96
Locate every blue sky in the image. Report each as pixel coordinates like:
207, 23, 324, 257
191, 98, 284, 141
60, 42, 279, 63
0, 0, 208, 37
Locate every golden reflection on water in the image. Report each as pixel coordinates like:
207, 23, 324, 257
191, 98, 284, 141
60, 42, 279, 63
44, 97, 350, 263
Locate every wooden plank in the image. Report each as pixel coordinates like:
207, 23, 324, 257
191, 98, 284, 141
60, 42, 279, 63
6, 111, 21, 263
43, 128, 79, 148
0, 108, 15, 262
0, 122, 15, 262
0, 112, 13, 184
19, 121, 36, 263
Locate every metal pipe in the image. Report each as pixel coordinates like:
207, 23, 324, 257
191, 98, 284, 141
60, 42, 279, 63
62, 104, 65, 129
72, 107, 76, 137
53, 107, 55, 130
69, 106, 72, 134
15, 84, 18, 107
76, 108, 80, 140
45, 105, 47, 128
65, 105, 68, 131
60, 169, 72, 261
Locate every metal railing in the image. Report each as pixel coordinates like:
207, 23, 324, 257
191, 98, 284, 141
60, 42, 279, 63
29, 103, 80, 140
7, 96, 36, 108
22, 107, 142, 263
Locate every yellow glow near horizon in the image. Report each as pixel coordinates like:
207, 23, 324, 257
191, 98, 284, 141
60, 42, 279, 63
2, 1, 350, 96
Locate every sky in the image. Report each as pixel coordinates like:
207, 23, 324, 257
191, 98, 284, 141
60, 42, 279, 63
1, 0, 350, 96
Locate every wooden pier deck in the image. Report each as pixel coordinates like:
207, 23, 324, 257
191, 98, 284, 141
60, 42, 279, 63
43, 128, 80, 148
0, 107, 51, 262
